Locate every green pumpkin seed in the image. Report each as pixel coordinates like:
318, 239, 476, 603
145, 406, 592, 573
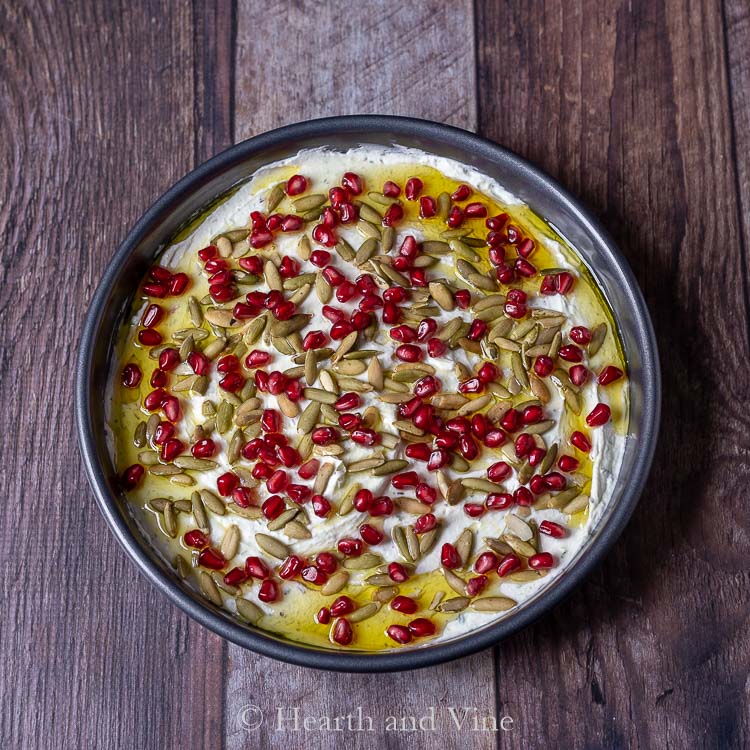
321, 570, 349, 596
371, 459, 409, 476
199, 571, 222, 606
348, 602, 381, 623
255, 533, 289, 559
343, 553, 382, 570
236, 598, 263, 623
439, 596, 469, 612
471, 596, 516, 612
292, 193, 326, 212
589, 322, 607, 355
266, 183, 284, 212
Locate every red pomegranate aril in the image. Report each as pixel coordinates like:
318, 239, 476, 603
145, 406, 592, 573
598, 365, 624, 385
191, 438, 216, 459
338, 413, 361, 431
341, 172, 363, 195
335, 280, 358, 303
301, 565, 328, 585
152, 421, 175, 446
369, 497, 394, 517
261, 494, 285, 520
435, 430, 458, 450
280, 214, 303, 232
405, 443, 431, 461
558, 344, 583, 363
447, 205, 464, 228
337, 538, 363, 557
528, 447, 546, 466
356, 274, 378, 294
465, 202, 487, 218
138, 328, 162, 346
141, 303, 164, 328
544, 472, 567, 491
487, 461, 511, 482
586, 403, 611, 427
232, 302, 257, 320
466, 575, 488, 596
219, 372, 244, 392
309, 495, 329, 518
459, 435, 479, 461
408, 618, 436, 638
477, 362, 499, 383
265, 469, 288, 493
143, 388, 166, 411
243, 350, 270, 370
529, 552, 555, 570
391, 471, 419, 490
184, 529, 209, 549
514, 433, 534, 458
514, 486, 534, 506
486, 212, 508, 230
529, 474, 546, 495
413, 375, 440, 398
297, 459, 320, 481
467, 319, 488, 341
332, 392, 359, 412
390, 325, 417, 343
556, 272, 575, 295
286, 174, 307, 195
391, 595, 418, 614
522, 405, 544, 425
302, 330, 328, 351
310, 552, 336, 575
231, 486, 255, 508
540, 275, 557, 295
216, 472, 239, 497
539, 520, 567, 538
353, 488, 374, 512
427, 337, 447, 357
451, 184, 471, 201
500, 408, 520, 432
359, 523, 383, 545
121, 363, 142, 388
316, 607, 331, 625
249, 230, 273, 249
224, 567, 248, 587
496, 263, 515, 284
309, 249, 331, 267
161, 438, 183, 462
570, 326, 592, 345
142, 281, 169, 298
353, 428, 381, 447
278, 555, 304, 580
458, 377, 484, 394
486, 492, 514, 510
464, 503, 485, 517
427, 448, 449, 471
279, 256, 300, 279
331, 617, 353, 645
394, 344, 423, 363
330, 320, 354, 340
387, 624, 413, 645
569, 364, 589, 386
474, 551, 499, 574
383, 180, 401, 197
208, 269, 233, 286
484, 429, 507, 448
209, 284, 237, 303
331, 596, 356, 617
404, 177, 423, 200
217, 354, 240, 373
382, 301, 401, 324
312, 223, 336, 247
415, 483, 437, 505
258, 580, 279, 603
416, 317, 437, 341
534, 356, 554, 377
497, 553, 521, 577
238, 255, 263, 274
388, 562, 409, 583
517, 238, 535, 258
184, 351, 207, 376
488, 246, 505, 266
121, 464, 144, 490
198, 245, 217, 261
198, 547, 226, 570
384, 286, 408, 303
419, 195, 437, 218
570, 430, 592, 452
245, 556, 270, 580
504, 300, 527, 319
441, 543, 461, 569
163, 395, 181, 422
340, 202, 361, 224
251, 463, 272, 481
470, 414, 489, 440
382, 203, 404, 226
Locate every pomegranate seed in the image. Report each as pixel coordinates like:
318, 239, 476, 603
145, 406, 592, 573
413, 375, 440, 398
569, 364, 589, 386
141, 303, 164, 328
486, 492, 514, 510
312, 495, 331, 518
341, 172, 363, 195
285, 174, 307, 195
415, 318, 437, 341
569, 326, 592, 345
185, 351, 208, 376
571, 430, 592, 452
497, 553, 521, 577
386, 624, 412, 644
184, 529, 209, 549
209, 284, 237, 303
312, 224, 336, 246
506, 225, 521, 243
522, 405, 544, 424
232, 487, 255, 508
414, 513, 436, 534
121, 363, 142, 388
338, 413, 361, 431
249, 230, 273, 248
454, 289, 471, 309
598, 366, 624, 385
149, 368, 167, 387
330, 595, 356, 617
488, 245, 505, 265
238, 255, 263, 275
484, 429, 506, 448
467, 319, 488, 341
514, 486, 534, 506
331, 618, 353, 645
415, 483, 436, 505
219, 372, 244, 392
337, 538, 363, 557
142, 281, 169, 298
534, 356, 554, 377
471, 414, 490, 439
487, 461, 511, 482
500, 408, 520, 432
198, 547, 226, 570
540, 275, 557, 295
408, 618, 436, 637
351, 428, 380, 446
330, 320, 354, 340
316, 607, 331, 624
529, 474, 546, 495
245, 557, 270, 579
419, 195, 437, 218
558, 345, 583, 363
447, 205, 464, 227
427, 337, 446, 357
332, 392, 359, 412
556, 272, 575, 294
451, 184, 471, 201
391, 595, 418, 614
394, 344, 423, 362
477, 362, 499, 383
382, 301, 401, 324
466, 575, 488, 596
224, 567, 248, 587
382, 180, 401, 197
539, 520, 567, 538
349, 489, 372, 513
529, 552, 555, 569
191, 439, 216, 459
382, 203, 404, 226
441, 543, 461, 569
496, 263, 515, 284
301, 566, 327, 585
312, 552, 337, 575
464, 503, 485, 517
458, 435, 479, 461
369, 497, 394, 517
514, 258, 537, 278
258, 580, 279, 602
216, 472, 239, 497
458, 377, 484, 394
517, 238, 535, 258
586, 403, 611, 427
138, 328, 162, 346
309, 249, 331, 268
262, 494, 285, 520
427, 449, 449, 471
544, 471, 567, 491
162, 396, 181, 422
266, 469, 288, 493
121, 464, 144, 490
388, 562, 409, 582
336, 280, 358, 303
390, 325, 417, 344
278, 555, 303, 579
198, 245, 217, 261
486, 213, 508, 230
161, 438, 183, 461
515, 433, 534, 458
359, 523, 383, 545
143, 388, 166, 412
528, 447, 546, 466
504, 300, 527, 319
405, 443, 431, 461
465, 202, 487, 218
474, 551, 498, 574
391, 471, 418, 490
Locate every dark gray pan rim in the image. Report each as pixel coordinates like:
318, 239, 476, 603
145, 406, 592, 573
76, 114, 661, 672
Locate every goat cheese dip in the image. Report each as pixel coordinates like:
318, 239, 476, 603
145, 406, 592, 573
109, 145, 629, 651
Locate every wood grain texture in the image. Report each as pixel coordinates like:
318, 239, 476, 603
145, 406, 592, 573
226, 4, 497, 750
478, 0, 750, 748
0, 0, 748, 747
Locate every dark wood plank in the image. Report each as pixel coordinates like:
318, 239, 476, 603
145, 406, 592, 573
477, 0, 750, 747
0, 2, 225, 748
227, 3, 497, 750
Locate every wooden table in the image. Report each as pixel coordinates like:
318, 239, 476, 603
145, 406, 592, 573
2, 1, 748, 747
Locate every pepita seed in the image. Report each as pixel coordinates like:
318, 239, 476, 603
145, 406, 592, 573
293, 193, 326, 212
471, 596, 516, 612
443, 568, 467, 596
589, 323, 607, 355
191, 491, 209, 532
343, 553, 382, 570
199, 571, 222, 606
439, 596, 470, 613
321, 570, 349, 596
348, 602, 381, 623
236, 598, 263, 623
255, 533, 289, 559
221, 524, 240, 560
371, 459, 409, 476
455, 528, 473, 566
201, 489, 225, 515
